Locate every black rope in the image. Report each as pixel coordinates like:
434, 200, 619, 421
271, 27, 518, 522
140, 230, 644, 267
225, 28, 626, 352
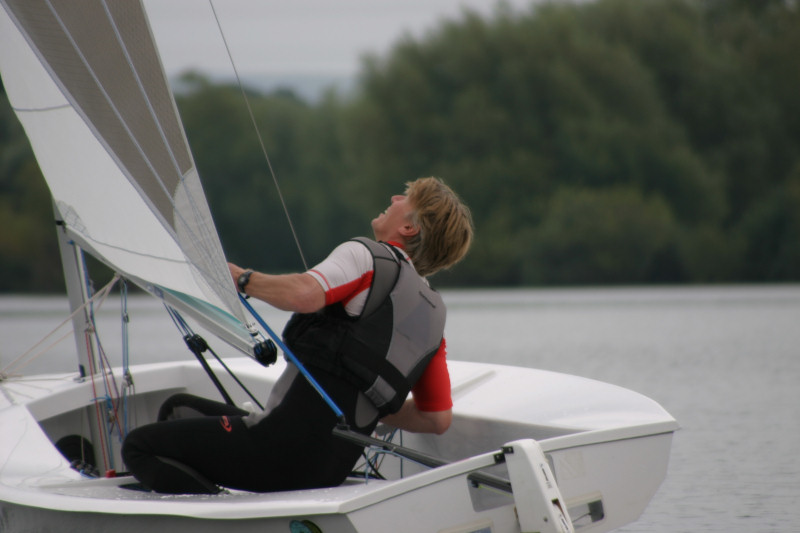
199, 338, 264, 411
167, 306, 264, 410
183, 333, 235, 406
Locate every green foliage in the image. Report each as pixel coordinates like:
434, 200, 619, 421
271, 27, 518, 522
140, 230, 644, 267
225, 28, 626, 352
735, 171, 800, 280
0, 81, 63, 292
342, 0, 799, 284
1, 0, 799, 291
529, 187, 677, 284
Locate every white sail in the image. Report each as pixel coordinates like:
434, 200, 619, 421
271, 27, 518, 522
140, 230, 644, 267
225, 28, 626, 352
0, 0, 256, 353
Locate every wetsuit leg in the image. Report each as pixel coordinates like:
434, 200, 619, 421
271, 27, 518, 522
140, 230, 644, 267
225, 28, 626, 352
122, 413, 259, 494
157, 393, 247, 421
122, 370, 378, 494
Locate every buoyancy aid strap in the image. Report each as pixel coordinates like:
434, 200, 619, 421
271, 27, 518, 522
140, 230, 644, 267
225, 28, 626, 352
340, 346, 408, 411
350, 237, 401, 318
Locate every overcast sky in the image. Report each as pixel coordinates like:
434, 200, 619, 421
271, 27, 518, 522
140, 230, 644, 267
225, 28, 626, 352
143, 0, 535, 80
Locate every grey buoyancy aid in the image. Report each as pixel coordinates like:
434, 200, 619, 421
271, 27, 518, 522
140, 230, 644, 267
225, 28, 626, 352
282, 238, 446, 417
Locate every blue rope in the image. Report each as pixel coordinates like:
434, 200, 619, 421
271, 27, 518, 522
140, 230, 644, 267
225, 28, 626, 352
238, 294, 346, 423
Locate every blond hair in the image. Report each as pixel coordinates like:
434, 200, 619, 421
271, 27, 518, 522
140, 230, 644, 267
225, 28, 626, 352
404, 177, 473, 277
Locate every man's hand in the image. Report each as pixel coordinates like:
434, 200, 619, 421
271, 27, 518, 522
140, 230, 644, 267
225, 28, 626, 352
228, 262, 246, 284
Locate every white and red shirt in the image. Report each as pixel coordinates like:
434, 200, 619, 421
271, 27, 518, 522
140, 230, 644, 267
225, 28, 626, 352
306, 241, 452, 412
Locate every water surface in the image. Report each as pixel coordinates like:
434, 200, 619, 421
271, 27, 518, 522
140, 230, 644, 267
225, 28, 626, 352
1, 285, 798, 531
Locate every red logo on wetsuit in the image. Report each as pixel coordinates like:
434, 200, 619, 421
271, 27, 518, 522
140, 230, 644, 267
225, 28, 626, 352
220, 415, 233, 433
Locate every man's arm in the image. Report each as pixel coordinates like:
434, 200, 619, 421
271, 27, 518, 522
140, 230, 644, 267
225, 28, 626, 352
381, 398, 452, 435
229, 263, 325, 313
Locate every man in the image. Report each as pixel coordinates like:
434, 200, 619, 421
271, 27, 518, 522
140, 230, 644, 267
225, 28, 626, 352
122, 177, 473, 494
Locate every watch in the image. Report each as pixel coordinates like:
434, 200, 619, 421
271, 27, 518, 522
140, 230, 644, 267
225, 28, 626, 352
237, 269, 254, 293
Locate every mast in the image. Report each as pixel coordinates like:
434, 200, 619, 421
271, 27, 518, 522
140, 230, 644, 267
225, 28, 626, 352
53, 201, 110, 472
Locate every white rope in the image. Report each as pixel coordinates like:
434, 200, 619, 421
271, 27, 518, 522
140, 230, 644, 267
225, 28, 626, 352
207, 0, 308, 270
0, 275, 120, 380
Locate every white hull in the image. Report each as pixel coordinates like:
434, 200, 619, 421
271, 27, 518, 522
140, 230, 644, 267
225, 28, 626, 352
1, 358, 677, 532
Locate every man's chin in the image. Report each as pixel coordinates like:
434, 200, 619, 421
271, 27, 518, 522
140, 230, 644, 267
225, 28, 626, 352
370, 222, 383, 240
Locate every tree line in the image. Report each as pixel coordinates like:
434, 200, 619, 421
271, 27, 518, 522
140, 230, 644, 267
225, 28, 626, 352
1, 0, 798, 292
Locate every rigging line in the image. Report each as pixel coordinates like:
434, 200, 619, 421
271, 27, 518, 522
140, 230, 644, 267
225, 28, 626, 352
93, 328, 125, 440
167, 301, 238, 406
0, 274, 120, 377
208, 0, 308, 271
203, 343, 264, 410
164, 305, 264, 410
120, 279, 130, 373
119, 279, 132, 436
84, 329, 111, 471
79, 248, 121, 465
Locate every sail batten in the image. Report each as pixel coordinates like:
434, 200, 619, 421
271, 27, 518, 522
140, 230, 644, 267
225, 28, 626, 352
0, 0, 254, 353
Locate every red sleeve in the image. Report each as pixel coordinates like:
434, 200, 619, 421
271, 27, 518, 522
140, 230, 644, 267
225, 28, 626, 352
411, 338, 452, 412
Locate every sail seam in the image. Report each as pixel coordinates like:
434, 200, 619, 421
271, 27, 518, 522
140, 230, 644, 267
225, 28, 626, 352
77, 234, 190, 264
12, 103, 71, 113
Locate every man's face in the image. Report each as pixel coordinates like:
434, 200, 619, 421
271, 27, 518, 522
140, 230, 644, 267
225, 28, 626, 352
371, 194, 416, 242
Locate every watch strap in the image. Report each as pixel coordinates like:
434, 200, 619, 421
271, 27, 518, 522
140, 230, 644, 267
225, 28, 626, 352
237, 269, 254, 293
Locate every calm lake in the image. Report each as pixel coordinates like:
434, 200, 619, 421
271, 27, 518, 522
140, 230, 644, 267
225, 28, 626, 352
1, 285, 798, 532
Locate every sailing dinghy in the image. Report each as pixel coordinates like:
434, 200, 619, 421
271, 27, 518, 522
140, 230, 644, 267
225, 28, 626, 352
0, 1, 678, 532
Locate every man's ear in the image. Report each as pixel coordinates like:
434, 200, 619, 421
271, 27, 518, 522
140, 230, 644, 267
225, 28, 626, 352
399, 223, 420, 238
